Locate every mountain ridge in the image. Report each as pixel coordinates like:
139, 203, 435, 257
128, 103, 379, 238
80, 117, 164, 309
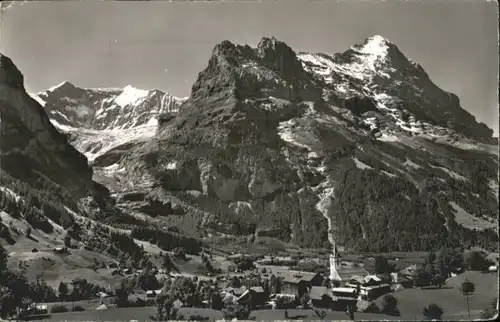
104, 35, 498, 252
2, 34, 498, 255
29, 82, 187, 162
33, 82, 187, 130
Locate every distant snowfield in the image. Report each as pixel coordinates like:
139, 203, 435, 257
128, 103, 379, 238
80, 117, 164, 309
449, 201, 497, 230
50, 119, 156, 162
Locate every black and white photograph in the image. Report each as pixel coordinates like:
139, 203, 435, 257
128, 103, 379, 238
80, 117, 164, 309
0, 0, 498, 321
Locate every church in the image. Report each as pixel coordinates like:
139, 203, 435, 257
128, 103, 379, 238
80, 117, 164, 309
329, 241, 343, 286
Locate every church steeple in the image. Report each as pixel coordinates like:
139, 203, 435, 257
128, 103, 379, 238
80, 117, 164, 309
329, 240, 342, 283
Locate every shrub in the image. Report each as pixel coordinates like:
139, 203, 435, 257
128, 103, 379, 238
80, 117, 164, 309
381, 294, 399, 316
423, 303, 443, 320
130, 298, 146, 307
362, 302, 380, 313
50, 305, 69, 313
72, 306, 85, 312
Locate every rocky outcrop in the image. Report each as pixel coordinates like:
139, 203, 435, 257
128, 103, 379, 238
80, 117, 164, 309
115, 36, 498, 251
0, 54, 93, 198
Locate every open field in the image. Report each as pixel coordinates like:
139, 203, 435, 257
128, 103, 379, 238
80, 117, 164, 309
1, 211, 123, 289
376, 270, 498, 320
37, 307, 405, 321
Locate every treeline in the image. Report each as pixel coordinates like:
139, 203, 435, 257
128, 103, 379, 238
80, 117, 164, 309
131, 227, 203, 255
331, 169, 458, 252
84, 224, 146, 268
0, 173, 75, 230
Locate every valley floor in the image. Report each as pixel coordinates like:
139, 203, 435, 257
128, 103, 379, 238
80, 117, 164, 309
18, 271, 497, 321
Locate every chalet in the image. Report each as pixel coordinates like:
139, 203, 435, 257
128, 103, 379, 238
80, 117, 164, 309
34, 304, 48, 315
221, 291, 239, 304
362, 275, 383, 286
309, 286, 333, 308
345, 275, 365, 288
281, 271, 324, 298
225, 286, 247, 297
331, 287, 358, 311
227, 253, 245, 262
270, 293, 297, 308
249, 286, 267, 305
145, 289, 163, 298
359, 284, 391, 300
237, 286, 267, 308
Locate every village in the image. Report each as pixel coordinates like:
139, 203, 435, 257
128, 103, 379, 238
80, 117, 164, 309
22, 241, 499, 321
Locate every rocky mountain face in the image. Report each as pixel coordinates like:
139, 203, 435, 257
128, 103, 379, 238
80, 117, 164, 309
0, 55, 93, 198
101, 36, 498, 252
0, 54, 120, 235
30, 83, 187, 163
2, 35, 497, 254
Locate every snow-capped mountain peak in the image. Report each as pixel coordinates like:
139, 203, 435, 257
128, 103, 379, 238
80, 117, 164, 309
295, 34, 494, 143
33, 82, 187, 161
37, 82, 185, 130
114, 84, 150, 107
355, 35, 391, 59
47, 80, 76, 92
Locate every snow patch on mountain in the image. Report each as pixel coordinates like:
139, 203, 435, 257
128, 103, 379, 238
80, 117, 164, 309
28, 93, 46, 106
429, 164, 469, 182
277, 120, 316, 151
47, 81, 72, 92
403, 158, 422, 169
381, 170, 398, 178
352, 157, 373, 170
114, 85, 149, 107
349, 35, 393, 79
377, 133, 400, 142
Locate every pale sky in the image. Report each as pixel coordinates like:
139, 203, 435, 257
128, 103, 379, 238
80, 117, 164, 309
1, 0, 498, 135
